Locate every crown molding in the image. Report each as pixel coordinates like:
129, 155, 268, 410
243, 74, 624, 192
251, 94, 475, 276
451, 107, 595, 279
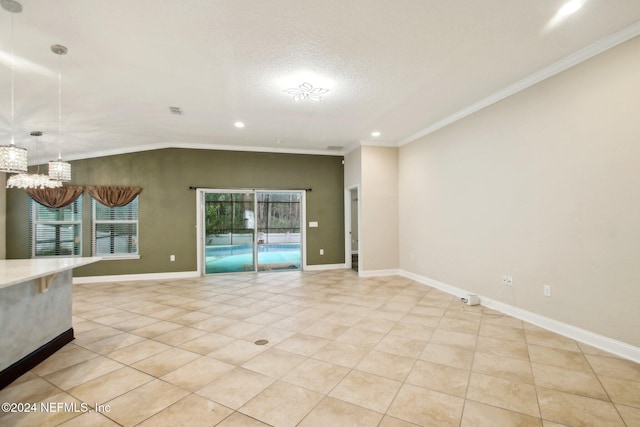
398, 21, 640, 147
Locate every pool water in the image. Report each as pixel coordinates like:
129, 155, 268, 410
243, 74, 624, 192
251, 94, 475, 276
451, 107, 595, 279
205, 244, 301, 273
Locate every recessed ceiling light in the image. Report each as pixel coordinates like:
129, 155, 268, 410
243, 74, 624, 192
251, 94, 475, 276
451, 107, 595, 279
234, 121, 245, 128
371, 131, 381, 137
558, 0, 585, 16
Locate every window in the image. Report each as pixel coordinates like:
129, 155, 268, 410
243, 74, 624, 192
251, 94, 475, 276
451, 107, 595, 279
31, 196, 82, 257
92, 196, 139, 258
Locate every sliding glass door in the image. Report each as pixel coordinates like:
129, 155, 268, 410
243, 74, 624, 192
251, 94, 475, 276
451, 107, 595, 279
257, 192, 302, 271
202, 190, 303, 274
204, 191, 255, 273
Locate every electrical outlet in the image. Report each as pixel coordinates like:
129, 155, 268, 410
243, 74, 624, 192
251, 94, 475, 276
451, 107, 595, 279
544, 285, 551, 297
170, 255, 175, 261
502, 275, 508, 285
320, 249, 324, 255
507, 276, 513, 286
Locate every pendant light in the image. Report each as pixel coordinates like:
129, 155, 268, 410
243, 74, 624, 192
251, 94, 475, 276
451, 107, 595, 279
0, 0, 28, 174
6, 131, 61, 189
48, 44, 71, 181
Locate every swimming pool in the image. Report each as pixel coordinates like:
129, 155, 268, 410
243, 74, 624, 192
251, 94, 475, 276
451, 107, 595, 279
205, 244, 301, 273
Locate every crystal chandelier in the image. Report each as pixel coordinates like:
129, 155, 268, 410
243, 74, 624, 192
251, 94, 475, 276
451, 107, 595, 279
48, 44, 71, 181
0, 0, 28, 174
6, 131, 61, 189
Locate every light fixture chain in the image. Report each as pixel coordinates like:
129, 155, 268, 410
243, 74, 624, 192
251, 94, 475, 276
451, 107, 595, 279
58, 50, 62, 159
9, 10, 15, 145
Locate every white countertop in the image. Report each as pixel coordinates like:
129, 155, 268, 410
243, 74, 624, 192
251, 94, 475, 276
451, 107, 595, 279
0, 257, 102, 289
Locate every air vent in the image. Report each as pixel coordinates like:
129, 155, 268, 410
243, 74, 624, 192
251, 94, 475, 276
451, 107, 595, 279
169, 106, 183, 115
326, 145, 344, 151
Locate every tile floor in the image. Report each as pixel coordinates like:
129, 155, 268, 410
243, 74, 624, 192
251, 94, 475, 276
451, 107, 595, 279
1, 270, 639, 426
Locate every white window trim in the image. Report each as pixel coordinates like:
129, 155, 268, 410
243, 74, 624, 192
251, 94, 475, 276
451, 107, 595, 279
30, 198, 82, 258
91, 197, 140, 258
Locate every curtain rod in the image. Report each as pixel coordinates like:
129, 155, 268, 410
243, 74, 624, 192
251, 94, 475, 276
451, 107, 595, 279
188, 186, 312, 192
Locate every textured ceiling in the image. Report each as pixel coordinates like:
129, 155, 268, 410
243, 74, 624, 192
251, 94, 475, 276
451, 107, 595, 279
1, 0, 640, 162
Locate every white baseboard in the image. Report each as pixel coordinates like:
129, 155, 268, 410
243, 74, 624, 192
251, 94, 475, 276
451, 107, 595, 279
400, 270, 640, 364
359, 269, 401, 277
73, 271, 200, 284
305, 263, 347, 271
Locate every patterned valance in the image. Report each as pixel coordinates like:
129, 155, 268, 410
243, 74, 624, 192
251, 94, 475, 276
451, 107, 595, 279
87, 186, 142, 207
26, 186, 84, 209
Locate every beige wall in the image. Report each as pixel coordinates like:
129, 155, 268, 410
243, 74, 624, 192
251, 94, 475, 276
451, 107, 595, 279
399, 35, 640, 347
361, 146, 399, 272
0, 174, 5, 259
344, 147, 361, 189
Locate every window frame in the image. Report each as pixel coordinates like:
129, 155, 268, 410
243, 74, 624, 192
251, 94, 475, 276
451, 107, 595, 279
30, 196, 82, 258
91, 196, 140, 260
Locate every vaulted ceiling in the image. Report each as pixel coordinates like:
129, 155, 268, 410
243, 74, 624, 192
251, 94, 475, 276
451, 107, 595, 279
1, 0, 640, 162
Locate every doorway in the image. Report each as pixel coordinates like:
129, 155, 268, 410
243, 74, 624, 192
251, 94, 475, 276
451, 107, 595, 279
199, 189, 304, 274
346, 186, 359, 272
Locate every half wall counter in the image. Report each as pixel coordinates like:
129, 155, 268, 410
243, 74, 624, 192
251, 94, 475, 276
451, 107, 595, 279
0, 257, 101, 389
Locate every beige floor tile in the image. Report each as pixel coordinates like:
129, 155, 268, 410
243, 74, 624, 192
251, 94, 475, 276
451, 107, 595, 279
531, 362, 609, 400
578, 342, 624, 358
68, 367, 154, 406
599, 375, 640, 407
585, 354, 640, 382
197, 367, 276, 409
0, 391, 86, 427
329, 370, 402, 413
104, 379, 190, 426
430, 328, 478, 350
80, 332, 146, 355
335, 327, 386, 350
130, 320, 183, 338
467, 373, 540, 418
476, 335, 529, 359
137, 393, 233, 427
419, 342, 475, 370
241, 348, 307, 378
537, 388, 625, 426
189, 315, 235, 332
169, 310, 214, 326
298, 396, 383, 427
398, 313, 441, 328
406, 359, 469, 397
216, 321, 266, 339
105, 339, 171, 365
153, 326, 209, 345
302, 321, 349, 340
243, 326, 297, 345
270, 315, 317, 332
378, 415, 421, 426
30, 344, 99, 377
479, 323, 526, 342
616, 404, 640, 426
282, 358, 350, 394
274, 333, 330, 356
239, 381, 323, 427
524, 328, 581, 352
179, 332, 235, 355
472, 352, 533, 384
374, 334, 428, 358
130, 347, 201, 377
387, 383, 464, 426
111, 315, 161, 332
44, 356, 124, 390
528, 344, 592, 372
437, 317, 481, 335
160, 356, 235, 391
312, 341, 370, 368
57, 410, 121, 426
387, 322, 434, 341
216, 411, 271, 426
0, 376, 62, 404
355, 350, 415, 382
72, 326, 124, 346
209, 339, 269, 364
352, 316, 397, 334
461, 400, 542, 427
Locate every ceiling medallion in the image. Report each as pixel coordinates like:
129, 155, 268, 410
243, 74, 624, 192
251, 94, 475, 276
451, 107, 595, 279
284, 82, 329, 101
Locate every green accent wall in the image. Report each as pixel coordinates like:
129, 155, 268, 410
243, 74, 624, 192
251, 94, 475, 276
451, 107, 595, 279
6, 148, 345, 276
